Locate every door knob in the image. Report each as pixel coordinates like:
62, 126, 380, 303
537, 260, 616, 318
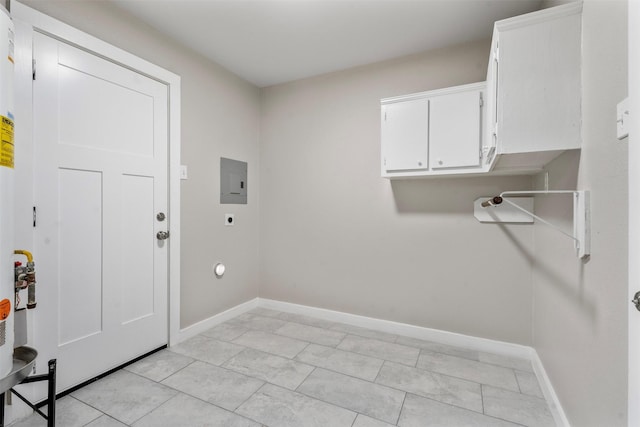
632, 291, 640, 312
156, 231, 170, 240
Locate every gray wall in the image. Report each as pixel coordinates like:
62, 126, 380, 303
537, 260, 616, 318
259, 41, 536, 345
19, 0, 262, 328
533, 0, 628, 425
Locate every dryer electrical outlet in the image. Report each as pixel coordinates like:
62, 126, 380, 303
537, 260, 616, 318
220, 157, 247, 204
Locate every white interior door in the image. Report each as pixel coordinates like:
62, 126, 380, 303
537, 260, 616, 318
33, 32, 169, 392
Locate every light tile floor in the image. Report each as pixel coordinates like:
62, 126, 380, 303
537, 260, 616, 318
11, 308, 556, 426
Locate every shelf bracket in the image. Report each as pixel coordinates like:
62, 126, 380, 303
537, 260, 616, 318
481, 190, 590, 259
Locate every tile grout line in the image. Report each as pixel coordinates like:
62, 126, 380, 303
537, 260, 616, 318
295, 366, 317, 392
371, 360, 386, 384
298, 362, 318, 388
292, 384, 393, 426
395, 390, 408, 426
373, 364, 485, 415
72, 370, 177, 426
152, 357, 198, 383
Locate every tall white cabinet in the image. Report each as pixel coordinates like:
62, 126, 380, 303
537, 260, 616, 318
486, 2, 582, 172
381, 2, 582, 179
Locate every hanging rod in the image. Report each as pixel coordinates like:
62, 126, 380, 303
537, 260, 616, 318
481, 190, 590, 259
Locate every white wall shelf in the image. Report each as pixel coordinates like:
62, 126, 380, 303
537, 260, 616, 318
477, 190, 590, 259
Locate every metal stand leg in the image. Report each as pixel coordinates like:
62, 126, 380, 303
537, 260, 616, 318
7, 359, 57, 427
46, 360, 56, 427
0, 392, 5, 427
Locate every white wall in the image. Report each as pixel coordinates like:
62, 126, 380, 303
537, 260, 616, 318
259, 40, 536, 345
533, 1, 628, 425
18, 0, 262, 329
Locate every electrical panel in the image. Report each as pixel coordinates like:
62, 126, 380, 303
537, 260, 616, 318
220, 157, 247, 204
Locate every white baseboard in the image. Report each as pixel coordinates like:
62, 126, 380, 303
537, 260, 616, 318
257, 298, 532, 360
175, 298, 259, 344
531, 351, 570, 427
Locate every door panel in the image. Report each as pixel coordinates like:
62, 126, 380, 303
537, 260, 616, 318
121, 174, 155, 324
58, 64, 154, 156
58, 168, 103, 346
34, 32, 169, 392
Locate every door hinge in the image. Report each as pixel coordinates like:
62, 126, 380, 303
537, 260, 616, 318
384, 111, 387, 121
32, 58, 36, 81
32, 206, 36, 227
479, 92, 484, 108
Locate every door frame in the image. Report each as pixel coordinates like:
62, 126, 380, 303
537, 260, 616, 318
11, 1, 181, 369
630, 1, 639, 425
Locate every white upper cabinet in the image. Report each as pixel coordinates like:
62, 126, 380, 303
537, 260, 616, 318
381, 82, 486, 178
381, 3, 582, 179
487, 2, 582, 172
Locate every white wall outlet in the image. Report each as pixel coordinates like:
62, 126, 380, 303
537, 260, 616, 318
225, 213, 235, 226
180, 165, 188, 180
617, 97, 629, 140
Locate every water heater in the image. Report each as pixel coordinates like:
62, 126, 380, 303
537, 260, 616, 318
0, 6, 15, 378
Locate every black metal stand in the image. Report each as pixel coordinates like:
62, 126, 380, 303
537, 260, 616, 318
0, 359, 57, 427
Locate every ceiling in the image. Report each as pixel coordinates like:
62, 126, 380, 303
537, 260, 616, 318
110, 0, 543, 88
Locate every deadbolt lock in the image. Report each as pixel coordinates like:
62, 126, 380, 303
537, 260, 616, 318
157, 212, 166, 221
156, 231, 170, 240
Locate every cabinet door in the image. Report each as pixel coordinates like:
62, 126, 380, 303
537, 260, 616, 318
429, 90, 482, 169
381, 98, 429, 171
495, 7, 581, 154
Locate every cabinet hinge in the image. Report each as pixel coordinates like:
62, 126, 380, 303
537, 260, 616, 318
32, 206, 36, 227
32, 58, 36, 81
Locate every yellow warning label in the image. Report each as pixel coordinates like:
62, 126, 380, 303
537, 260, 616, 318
0, 115, 14, 169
